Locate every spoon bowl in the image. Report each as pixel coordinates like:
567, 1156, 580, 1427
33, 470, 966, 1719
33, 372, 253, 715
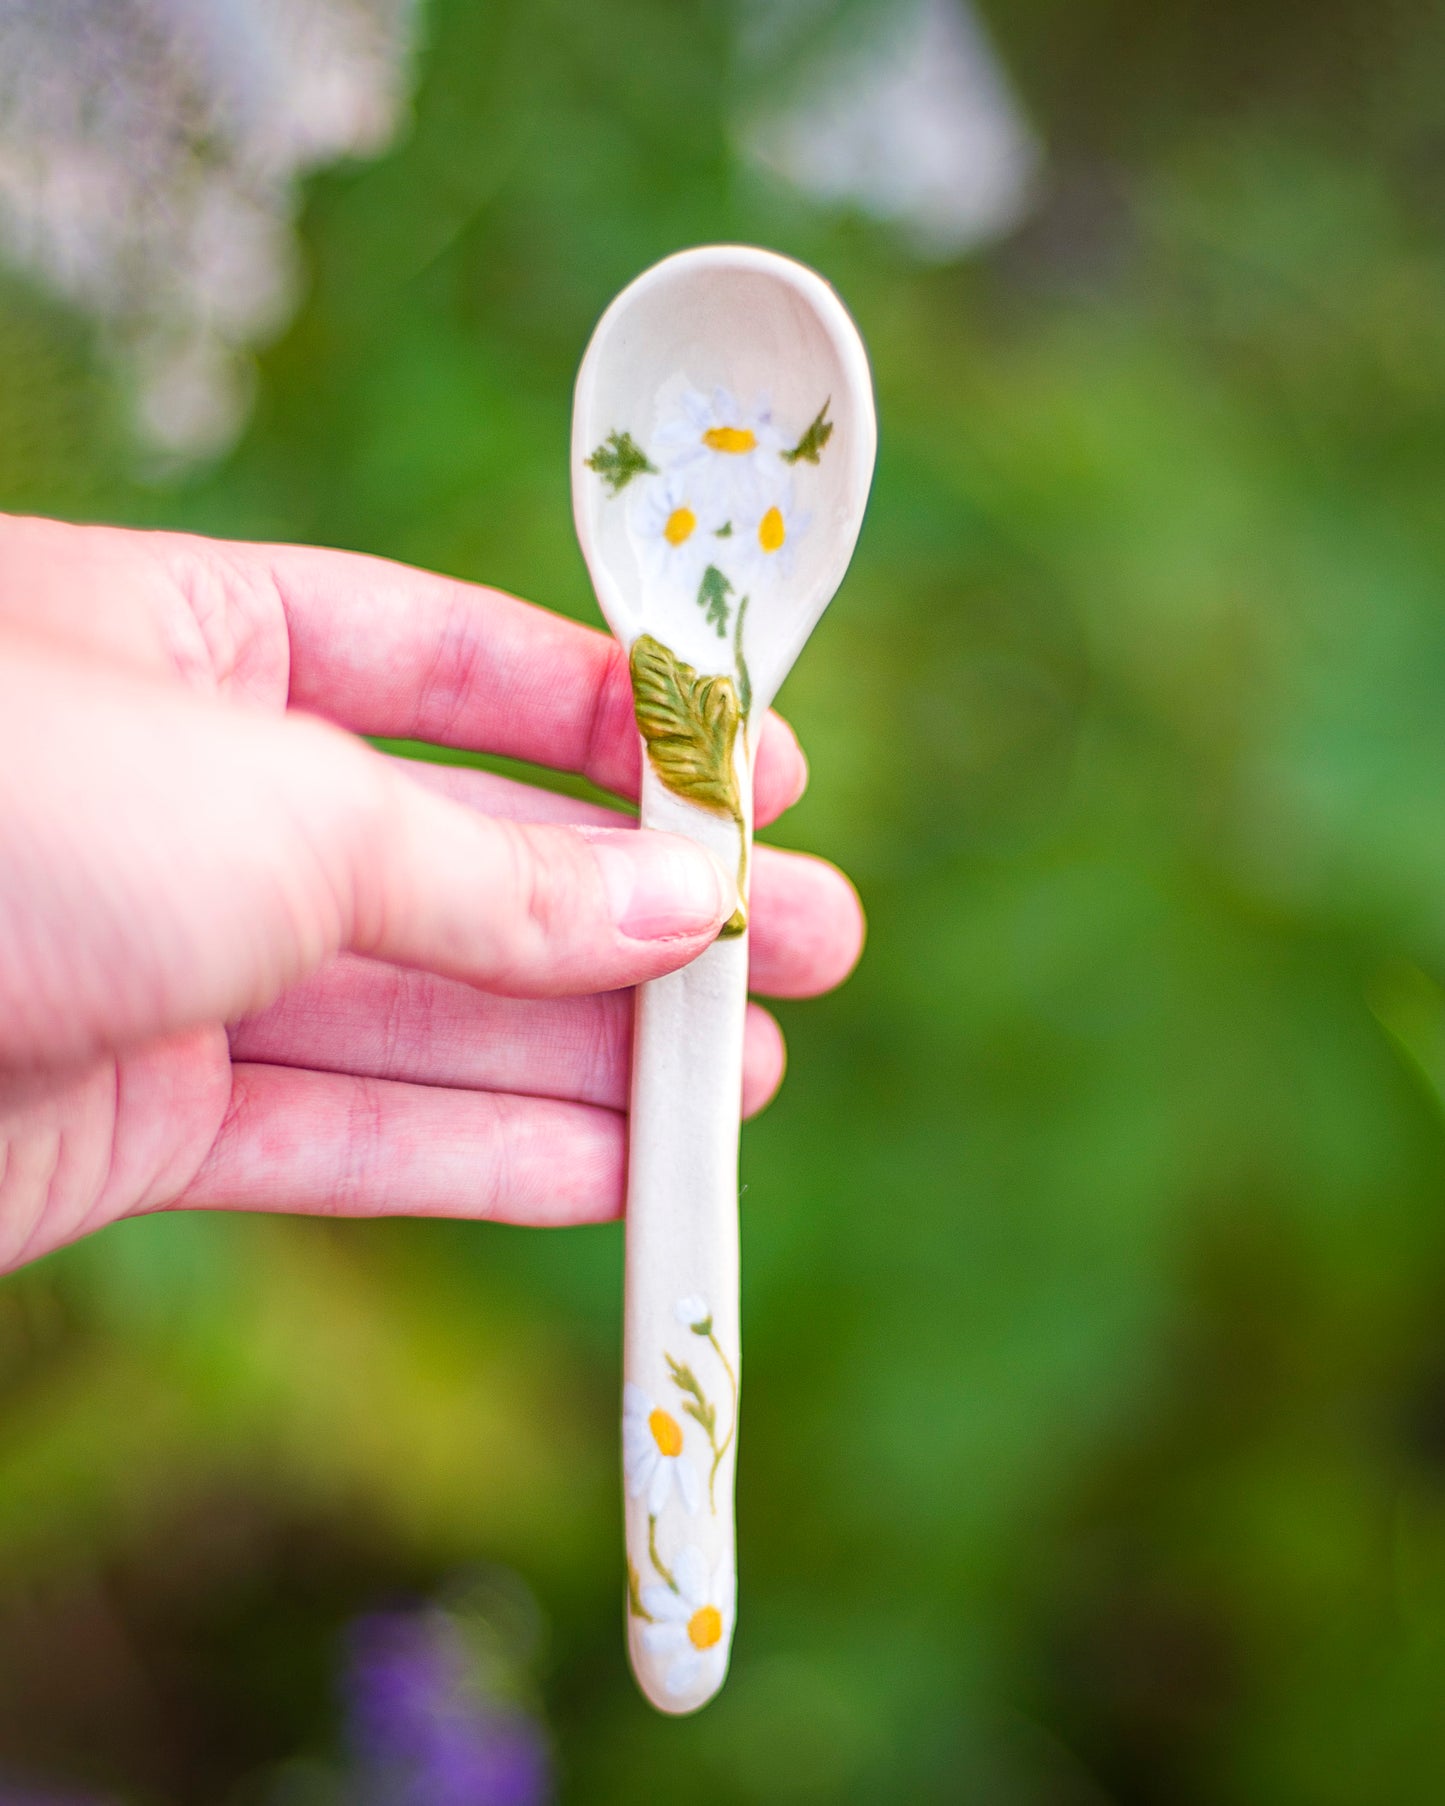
573, 245, 875, 715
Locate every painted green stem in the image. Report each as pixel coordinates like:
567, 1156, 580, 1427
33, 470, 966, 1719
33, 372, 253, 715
718, 805, 748, 938
706, 1330, 739, 1512
734, 592, 752, 720
648, 1514, 677, 1593
627, 1557, 654, 1621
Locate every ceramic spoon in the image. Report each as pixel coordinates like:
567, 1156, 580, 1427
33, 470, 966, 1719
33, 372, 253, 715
572, 245, 875, 1714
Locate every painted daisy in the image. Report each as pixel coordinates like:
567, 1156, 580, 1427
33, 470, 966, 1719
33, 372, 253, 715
653, 387, 784, 519
632, 468, 726, 592
675, 1294, 711, 1334
736, 480, 810, 587
624, 1382, 701, 1516
640, 1544, 731, 1699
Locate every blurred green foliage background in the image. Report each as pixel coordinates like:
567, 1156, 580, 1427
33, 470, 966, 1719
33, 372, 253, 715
7, 0, 1445, 1798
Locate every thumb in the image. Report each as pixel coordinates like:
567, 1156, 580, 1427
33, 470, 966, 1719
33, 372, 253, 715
0, 636, 735, 1065
358, 763, 738, 998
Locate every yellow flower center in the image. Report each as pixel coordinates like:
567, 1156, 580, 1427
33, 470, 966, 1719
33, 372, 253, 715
702, 426, 756, 454
664, 506, 696, 546
758, 506, 786, 553
688, 1605, 723, 1650
649, 1408, 683, 1457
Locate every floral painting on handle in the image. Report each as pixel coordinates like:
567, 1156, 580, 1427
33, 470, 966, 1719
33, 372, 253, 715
622, 1294, 739, 1701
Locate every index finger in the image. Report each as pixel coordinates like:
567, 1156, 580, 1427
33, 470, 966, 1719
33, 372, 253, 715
244, 541, 810, 827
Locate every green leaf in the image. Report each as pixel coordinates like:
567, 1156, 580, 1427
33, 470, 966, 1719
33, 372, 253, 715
585, 429, 656, 495
683, 1398, 717, 1439
782, 399, 833, 465
696, 562, 733, 636
629, 635, 743, 822
665, 1351, 702, 1400
666, 1352, 718, 1444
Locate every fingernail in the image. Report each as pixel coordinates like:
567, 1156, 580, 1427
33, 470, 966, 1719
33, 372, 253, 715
587, 830, 735, 940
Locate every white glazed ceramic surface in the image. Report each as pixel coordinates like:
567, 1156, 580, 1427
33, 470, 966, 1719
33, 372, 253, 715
571, 246, 875, 1714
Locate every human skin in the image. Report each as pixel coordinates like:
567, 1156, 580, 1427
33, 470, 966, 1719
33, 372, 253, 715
0, 516, 864, 1271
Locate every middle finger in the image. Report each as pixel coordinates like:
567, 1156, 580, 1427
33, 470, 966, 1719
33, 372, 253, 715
229, 955, 789, 1119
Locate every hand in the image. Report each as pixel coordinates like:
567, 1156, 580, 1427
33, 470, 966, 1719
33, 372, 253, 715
0, 516, 863, 1270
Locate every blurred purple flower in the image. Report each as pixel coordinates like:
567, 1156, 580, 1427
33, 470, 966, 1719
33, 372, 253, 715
343, 1608, 550, 1806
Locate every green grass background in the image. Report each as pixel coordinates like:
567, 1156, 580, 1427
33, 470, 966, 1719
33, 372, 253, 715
6, 0, 1445, 1797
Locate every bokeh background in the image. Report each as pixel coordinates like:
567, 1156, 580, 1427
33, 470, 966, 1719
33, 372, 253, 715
5, 0, 1445, 1798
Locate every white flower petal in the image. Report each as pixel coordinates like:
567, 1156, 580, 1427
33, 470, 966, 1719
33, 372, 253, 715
626, 1447, 657, 1500
647, 1457, 672, 1517
675, 1294, 709, 1327
635, 469, 724, 533
623, 1383, 652, 1420
641, 1585, 689, 1622
664, 1652, 704, 1696
676, 1458, 701, 1516
642, 1620, 689, 1655
717, 1560, 737, 1621
672, 1543, 709, 1607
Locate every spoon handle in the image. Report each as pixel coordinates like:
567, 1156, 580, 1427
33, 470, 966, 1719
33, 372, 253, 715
622, 756, 751, 1714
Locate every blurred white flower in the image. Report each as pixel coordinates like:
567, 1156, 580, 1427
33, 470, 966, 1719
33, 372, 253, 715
738, 0, 1039, 263
0, 0, 418, 461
